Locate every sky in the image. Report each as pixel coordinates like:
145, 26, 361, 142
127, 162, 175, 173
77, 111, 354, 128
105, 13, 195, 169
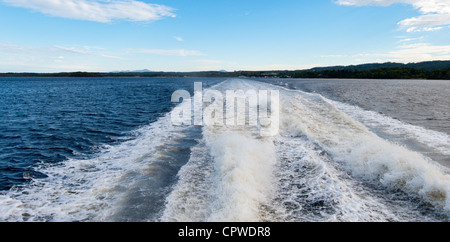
0, 0, 450, 72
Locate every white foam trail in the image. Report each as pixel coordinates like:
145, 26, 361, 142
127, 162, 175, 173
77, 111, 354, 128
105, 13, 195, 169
269, 136, 435, 222
2, 78, 449, 222
206, 133, 276, 222
0, 114, 188, 222
163, 79, 278, 222
164, 79, 450, 221
327, 99, 450, 157
278, 87, 450, 215
204, 80, 278, 221
160, 139, 215, 222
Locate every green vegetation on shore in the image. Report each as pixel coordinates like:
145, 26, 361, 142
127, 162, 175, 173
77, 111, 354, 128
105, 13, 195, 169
1, 61, 450, 79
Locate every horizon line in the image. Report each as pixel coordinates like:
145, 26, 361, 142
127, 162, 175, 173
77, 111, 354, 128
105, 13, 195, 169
2, 60, 450, 74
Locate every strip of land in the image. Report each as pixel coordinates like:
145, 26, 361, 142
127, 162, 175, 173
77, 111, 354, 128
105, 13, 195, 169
1, 60, 450, 79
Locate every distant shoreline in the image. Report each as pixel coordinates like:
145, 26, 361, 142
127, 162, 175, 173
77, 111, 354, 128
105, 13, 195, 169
1, 60, 450, 80
0, 68, 448, 80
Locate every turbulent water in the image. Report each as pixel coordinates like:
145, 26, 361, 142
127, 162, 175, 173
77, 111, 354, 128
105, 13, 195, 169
0, 77, 449, 222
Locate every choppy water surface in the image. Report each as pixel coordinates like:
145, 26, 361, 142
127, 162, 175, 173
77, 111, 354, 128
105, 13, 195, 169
0, 77, 448, 222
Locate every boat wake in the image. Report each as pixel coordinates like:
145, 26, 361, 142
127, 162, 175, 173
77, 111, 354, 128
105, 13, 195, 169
0, 79, 449, 222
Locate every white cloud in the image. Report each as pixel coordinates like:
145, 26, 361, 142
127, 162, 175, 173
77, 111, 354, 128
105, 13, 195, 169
0, 42, 210, 72
319, 54, 348, 58
174, 36, 184, 42
54, 45, 123, 59
335, 0, 399, 6
0, 42, 118, 72
0, 42, 127, 71
388, 42, 450, 61
128, 49, 206, 57
1, 0, 176, 23
397, 36, 424, 42
335, 0, 450, 32
320, 42, 450, 63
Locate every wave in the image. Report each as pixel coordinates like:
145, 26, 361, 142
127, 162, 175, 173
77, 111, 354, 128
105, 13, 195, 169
327, 99, 450, 157
162, 133, 276, 222
164, 79, 449, 221
268, 135, 433, 222
276, 84, 450, 217
0, 114, 190, 222
0, 78, 448, 222
163, 79, 277, 222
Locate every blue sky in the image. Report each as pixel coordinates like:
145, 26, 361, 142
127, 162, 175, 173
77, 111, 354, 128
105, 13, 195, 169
0, 0, 449, 72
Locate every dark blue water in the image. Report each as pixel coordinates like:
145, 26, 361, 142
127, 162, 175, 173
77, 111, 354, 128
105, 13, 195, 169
0, 77, 223, 191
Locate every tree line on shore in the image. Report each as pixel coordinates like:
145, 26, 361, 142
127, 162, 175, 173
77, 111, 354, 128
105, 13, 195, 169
1, 61, 450, 80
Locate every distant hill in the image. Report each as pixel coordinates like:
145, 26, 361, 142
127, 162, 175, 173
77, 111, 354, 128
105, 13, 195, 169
406, 61, 450, 70
1, 60, 449, 79
310, 60, 450, 71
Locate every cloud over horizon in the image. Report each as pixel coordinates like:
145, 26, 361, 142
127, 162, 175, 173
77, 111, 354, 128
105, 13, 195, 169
1, 0, 176, 23
128, 48, 206, 57
335, 0, 450, 32
320, 41, 450, 64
